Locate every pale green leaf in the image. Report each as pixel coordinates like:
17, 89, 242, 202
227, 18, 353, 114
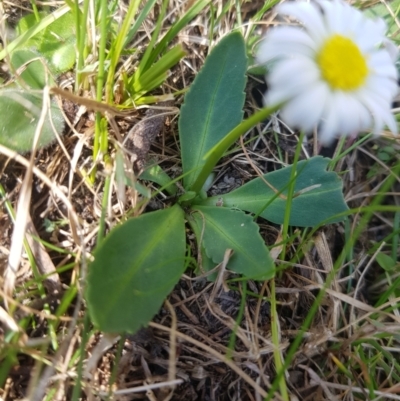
0, 5, 72, 61
10, 49, 49, 89
49, 42, 76, 72
14, 11, 76, 73
0, 89, 65, 152
139, 164, 178, 196
376, 252, 397, 272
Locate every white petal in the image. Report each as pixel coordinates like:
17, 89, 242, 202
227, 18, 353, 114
342, 3, 365, 36
383, 112, 398, 134
366, 16, 387, 38
265, 61, 315, 105
320, 0, 347, 33
263, 26, 317, 49
264, 88, 292, 106
256, 26, 318, 63
355, 94, 397, 135
268, 57, 320, 89
373, 16, 387, 36
383, 38, 399, 62
349, 98, 372, 132
364, 75, 399, 101
355, 18, 386, 52
335, 93, 365, 135
368, 50, 398, 80
280, 82, 329, 132
319, 92, 344, 144
360, 89, 396, 116
264, 87, 292, 106
366, 97, 398, 134
355, 87, 388, 109
277, 2, 328, 44
257, 40, 314, 64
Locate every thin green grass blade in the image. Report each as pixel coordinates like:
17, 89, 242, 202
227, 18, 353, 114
132, 45, 186, 94
124, 0, 158, 46
105, 0, 141, 102
133, 0, 168, 82
145, 0, 209, 69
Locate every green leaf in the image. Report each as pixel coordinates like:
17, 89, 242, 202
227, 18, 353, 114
199, 157, 348, 227
15, 11, 76, 73
376, 252, 397, 272
179, 191, 197, 203
86, 205, 186, 333
179, 32, 247, 190
0, 5, 72, 61
188, 206, 275, 280
10, 49, 49, 89
197, 245, 218, 280
0, 89, 65, 152
139, 164, 178, 195
377, 146, 396, 162
49, 42, 76, 72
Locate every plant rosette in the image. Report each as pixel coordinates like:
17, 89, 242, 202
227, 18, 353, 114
86, 0, 398, 334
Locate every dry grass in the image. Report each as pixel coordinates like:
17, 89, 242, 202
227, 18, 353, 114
1, 0, 400, 400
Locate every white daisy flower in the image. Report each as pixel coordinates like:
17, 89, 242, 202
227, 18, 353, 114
257, 0, 399, 144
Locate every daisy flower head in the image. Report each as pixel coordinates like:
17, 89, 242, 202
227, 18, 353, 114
257, 0, 399, 144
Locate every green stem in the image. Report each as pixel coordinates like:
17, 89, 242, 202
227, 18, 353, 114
106, 335, 126, 401
91, 0, 108, 182
190, 103, 281, 194
30, 0, 40, 21
74, 0, 81, 90
105, 0, 141, 103
97, 170, 112, 246
134, 0, 168, 81
71, 313, 91, 401
392, 212, 400, 261
227, 281, 247, 359
76, 0, 89, 90
280, 131, 305, 260
270, 278, 289, 401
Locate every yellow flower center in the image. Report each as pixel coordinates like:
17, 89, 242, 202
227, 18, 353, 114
317, 34, 368, 91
